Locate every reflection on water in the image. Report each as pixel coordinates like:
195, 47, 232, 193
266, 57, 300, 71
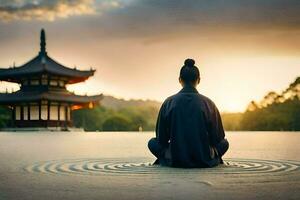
0, 132, 299, 165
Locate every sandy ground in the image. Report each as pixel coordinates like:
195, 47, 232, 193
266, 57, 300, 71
0, 132, 299, 200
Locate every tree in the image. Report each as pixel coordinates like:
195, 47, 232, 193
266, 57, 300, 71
102, 115, 132, 131
0, 106, 11, 128
225, 77, 300, 131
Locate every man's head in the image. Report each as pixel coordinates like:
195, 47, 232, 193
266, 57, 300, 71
179, 59, 200, 87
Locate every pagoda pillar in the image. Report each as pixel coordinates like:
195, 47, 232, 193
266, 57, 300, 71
21, 106, 24, 121
47, 101, 50, 127
39, 102, 41, 121
12, 106, 15, 127
58, 104, 61, 127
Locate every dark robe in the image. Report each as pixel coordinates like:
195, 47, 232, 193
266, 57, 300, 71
155, 86, 226, 168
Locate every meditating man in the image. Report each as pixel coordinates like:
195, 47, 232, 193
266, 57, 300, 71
148, 59, 229, 168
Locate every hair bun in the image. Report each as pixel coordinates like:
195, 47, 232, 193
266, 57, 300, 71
184, 59, 195, 67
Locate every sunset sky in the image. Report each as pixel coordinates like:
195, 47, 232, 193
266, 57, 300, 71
0, 0, 299, 112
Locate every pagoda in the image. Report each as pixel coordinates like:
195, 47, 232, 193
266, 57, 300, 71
0, 29, 103, 130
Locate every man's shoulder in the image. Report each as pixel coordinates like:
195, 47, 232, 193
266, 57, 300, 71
165, 92, 212, 101
198, 93, 215, 105
163, 92, 216, 108
162, 94, 176, 105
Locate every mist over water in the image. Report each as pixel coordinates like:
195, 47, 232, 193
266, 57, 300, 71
0, 132, 299, 162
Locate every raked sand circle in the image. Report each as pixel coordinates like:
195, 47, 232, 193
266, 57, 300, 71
24, 158, 300, 177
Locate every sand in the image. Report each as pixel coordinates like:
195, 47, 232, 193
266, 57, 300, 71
0, 131, 299, 200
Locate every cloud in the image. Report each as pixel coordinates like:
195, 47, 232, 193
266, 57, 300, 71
95, 0, 300, 38
0, 0, 299, 55
0, 0, 121, 22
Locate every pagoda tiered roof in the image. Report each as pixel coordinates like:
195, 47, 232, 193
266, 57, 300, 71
0, 29, 102, 129
0, 29, 103, 105
0, 91, 103, 104
0, 54, 95, 84
0, 29, 95, 84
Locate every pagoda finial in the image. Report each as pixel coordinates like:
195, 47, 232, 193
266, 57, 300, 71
40, 29, 47, 55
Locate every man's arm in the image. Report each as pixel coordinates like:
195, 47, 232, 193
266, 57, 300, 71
156, 101, 170, 147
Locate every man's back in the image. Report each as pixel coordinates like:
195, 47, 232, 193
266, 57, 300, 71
148, 58, 228, 168
156, 86, 225, 167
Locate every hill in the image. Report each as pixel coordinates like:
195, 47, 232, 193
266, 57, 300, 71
222, 77, 300, 131
72, 96, 161, 131
101, 95, 161, 110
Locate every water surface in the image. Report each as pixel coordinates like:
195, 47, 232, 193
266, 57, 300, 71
0, 132, 299, 200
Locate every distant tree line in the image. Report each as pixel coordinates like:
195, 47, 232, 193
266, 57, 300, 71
0, 77, 299, 131
222, 77, 300, 131
74, 77, 300, 131
72, 105, 159, 131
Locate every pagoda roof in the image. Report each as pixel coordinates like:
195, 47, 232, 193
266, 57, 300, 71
0, 29, 95, 84
0, 91, 103, 104
0, 54, 95, 84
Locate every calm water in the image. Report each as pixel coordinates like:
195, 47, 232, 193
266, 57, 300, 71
0, 131, 299, 163
0, 131, 299, 200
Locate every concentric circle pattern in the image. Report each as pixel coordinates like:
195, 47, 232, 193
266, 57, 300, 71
24, 158, 300, 176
